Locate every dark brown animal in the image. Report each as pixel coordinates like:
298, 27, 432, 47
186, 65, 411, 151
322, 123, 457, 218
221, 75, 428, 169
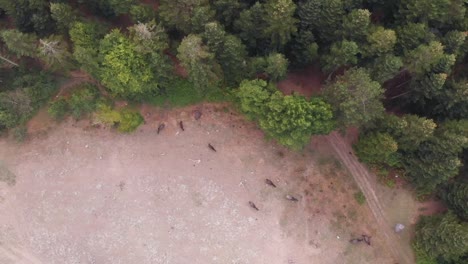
286, 195, 299, 202
179, 121, 184, 131
349, 238, 363, 244
194, 110, 202, 120
208, 143, 217, 152
265, 179, 276, 188
157, 123, 165, 134
249, 201, 259, 211
362, 234, 371, 246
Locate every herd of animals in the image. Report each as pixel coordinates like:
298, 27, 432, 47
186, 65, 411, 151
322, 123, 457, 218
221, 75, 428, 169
155, 108, 372, 246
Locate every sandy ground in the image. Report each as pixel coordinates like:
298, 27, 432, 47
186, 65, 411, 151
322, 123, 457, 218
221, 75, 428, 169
0, 104, 399, 264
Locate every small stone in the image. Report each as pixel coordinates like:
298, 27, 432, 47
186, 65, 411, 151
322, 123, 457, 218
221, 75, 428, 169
395, 223, 405, 233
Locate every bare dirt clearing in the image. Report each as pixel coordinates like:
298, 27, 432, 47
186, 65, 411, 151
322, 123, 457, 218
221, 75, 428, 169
1, 104, 400, 264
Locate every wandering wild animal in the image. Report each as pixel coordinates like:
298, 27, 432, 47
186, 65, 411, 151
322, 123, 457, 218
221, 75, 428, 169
286, 195, 299, 202
208, 143, 217, 152
179, 121, 184, 131
362, 234, 371, 246
249, 201, 259, 211
194, 110, 202, 120
265, 179, 276, 188
157, 123, 165, 134
349, 238, 363, 244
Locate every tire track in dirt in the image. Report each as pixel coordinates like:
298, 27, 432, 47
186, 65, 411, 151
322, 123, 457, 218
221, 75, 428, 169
0, 245, 43, 264
326, 132, 414, 264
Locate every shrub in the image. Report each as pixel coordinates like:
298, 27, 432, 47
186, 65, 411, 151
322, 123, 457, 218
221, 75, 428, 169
11, 126, 28, 143
48, 98, 69, 121
68, 83, 100, 119
354, 132, 399, 166
118, 109, 144, 132
96, 104, 143, 133
354, 191, 366, 205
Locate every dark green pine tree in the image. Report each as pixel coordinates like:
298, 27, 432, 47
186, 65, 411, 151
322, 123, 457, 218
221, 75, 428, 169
440, 182, 468, 221
413, 212, 468, 262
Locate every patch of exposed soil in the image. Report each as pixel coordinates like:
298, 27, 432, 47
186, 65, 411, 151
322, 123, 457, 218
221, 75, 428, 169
277, 65, 325, 98
0, 103, 395, 264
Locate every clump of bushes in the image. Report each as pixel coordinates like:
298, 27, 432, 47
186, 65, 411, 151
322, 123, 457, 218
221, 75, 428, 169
0, 70, 57, 131
48, 83, 101, 120
95, 104, 144, 133
48, 98, 69, 120
354, 191, 366, 205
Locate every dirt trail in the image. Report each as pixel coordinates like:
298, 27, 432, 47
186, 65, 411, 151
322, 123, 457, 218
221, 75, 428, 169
326, 132, 414, 264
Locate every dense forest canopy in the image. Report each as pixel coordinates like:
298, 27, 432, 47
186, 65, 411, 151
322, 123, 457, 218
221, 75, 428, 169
0, 1, 467, 263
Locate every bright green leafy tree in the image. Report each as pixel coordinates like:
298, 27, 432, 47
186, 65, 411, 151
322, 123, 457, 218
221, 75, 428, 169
236, 79, 334, 149
99, 29, 159, 98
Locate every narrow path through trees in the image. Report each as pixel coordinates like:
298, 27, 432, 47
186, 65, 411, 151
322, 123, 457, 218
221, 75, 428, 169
326, 132, 414, 264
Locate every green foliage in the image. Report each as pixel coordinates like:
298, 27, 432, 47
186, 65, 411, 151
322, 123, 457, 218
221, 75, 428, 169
159, 0, 211, 34
354, 191, 366, 205
50, 3, 78, 33
107, 0, 135, 15
404, 120, 468, 195
411, 73, 448, 104
364, 27, 396, 57
48, 97, 69, 121
38, 35, 72, 70
324, 68, 384, 128
203, 23, 249, 86
68, 83, 100, 119
322, 40, 359, 73
129, 4, 156, 23
0, 0, 55, 36
298, 0, 344, 42
395, 115, 437, 152
413, 212, 468, 262
233, 2, 267, 52
262, 0, 298, 50
340, 9, 371, 41
146, 78, 226, 107
369, 54, 403, 84
177, 34, 221, 92
236, 79, 271, 119
354, 132, 399, 166
212, 0, 247, 28
396, 23, 434, 53
265, 53, 289, 82
442, 31, 467, 55
96, 104, 143, 133
289, 29, 319, 66
69, 22, 106, 50
236, 79, 335, 149
404, 41, 445, 76
218, 35, 249, 86
397, 0, 466, 28
11, 125, 27, 142
0, 29, 37, 57
99, 29, 166, 98
0, 71, 57, 129
440, 182, 468, 221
